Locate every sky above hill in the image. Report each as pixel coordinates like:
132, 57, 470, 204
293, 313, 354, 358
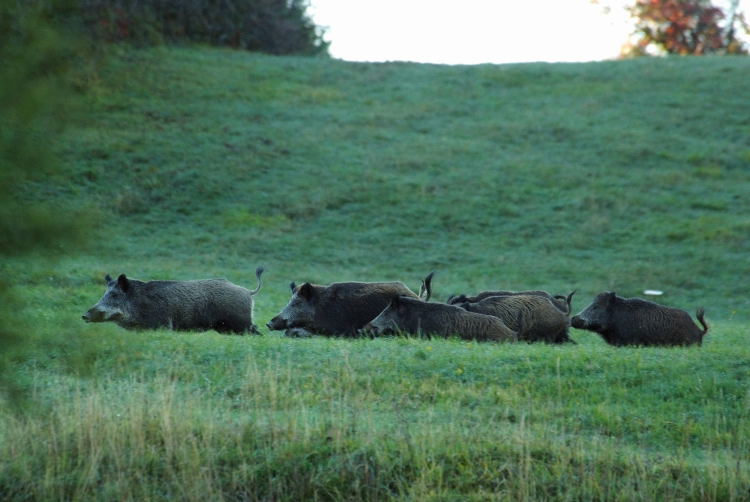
308, 0, 750, 64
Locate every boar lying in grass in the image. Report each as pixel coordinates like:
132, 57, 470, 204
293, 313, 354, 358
571, 291, 709, 346
82, 267, 264, 334
448, 289, 575, 314
267, 273, 433, 337
362, 295, 519, 342
454, 294, 573, 344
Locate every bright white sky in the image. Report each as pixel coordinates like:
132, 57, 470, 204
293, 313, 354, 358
308, 0, 749, 64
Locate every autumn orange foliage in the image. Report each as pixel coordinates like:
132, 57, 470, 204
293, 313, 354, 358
629, 0, 748, 55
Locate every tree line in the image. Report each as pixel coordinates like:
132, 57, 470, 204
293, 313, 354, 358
12, 0, 328, 55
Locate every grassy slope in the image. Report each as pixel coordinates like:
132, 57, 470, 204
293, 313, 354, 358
2, 47, 750, 500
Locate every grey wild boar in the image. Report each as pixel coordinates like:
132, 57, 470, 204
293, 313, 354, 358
570, 291, 709, 346
448, 289, 575, 314
266, 273, 433, 337
82, 267, 264, 334
362, 295, 519, 342
454, 294, 573, 344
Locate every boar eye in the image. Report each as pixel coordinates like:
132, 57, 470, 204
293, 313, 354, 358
109, 287, 125, 297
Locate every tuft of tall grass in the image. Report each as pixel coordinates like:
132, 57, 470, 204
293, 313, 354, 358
3, 326, 749, 501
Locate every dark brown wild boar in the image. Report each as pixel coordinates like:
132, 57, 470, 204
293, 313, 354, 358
455, 294, 573, 344
448, 289, 575, 314
266, 272, 433, 337
570, 291, 709, 346
362, 295, 519, 342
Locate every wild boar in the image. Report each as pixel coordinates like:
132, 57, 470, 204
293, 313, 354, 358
266, 273, 433, 337
361, 295, 518, 342
448, 289, 575, 314
82, 267, 264, 334
570, 291, 709, 346
454, 294, 573, 344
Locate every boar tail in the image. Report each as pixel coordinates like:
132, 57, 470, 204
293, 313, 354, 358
553, 290, 576, 314
565, 290, 576, 314
419, 271, 435, 302
250, 266, 264, 296
695, 307, 709, 336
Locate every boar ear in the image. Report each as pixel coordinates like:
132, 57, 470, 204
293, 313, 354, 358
606, 292, 616, 304
394, 295, 410, 312
104, 274, 113, 284
401, 296, 412, 311
298, 282, 315, 300
385, 296, 401, 312
289, 281, 296, 293
117, 274, 130, 292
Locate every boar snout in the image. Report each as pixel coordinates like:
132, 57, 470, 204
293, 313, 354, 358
82, 308, 102, 323
267, 316, 287, 331
570, 316, 585, 329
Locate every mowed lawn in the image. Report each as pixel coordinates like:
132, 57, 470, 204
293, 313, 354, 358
2, 47, 749, 500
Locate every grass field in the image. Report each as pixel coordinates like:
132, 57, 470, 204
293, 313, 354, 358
2, 46, 750, 500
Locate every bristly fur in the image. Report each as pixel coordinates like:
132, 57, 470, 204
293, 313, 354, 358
448, 288, 574, 313
268, 281, 421, 336
83, 270, 264, 335
572, 292, 709, 346
365, 295, 518, 342
458, 294, 572, 344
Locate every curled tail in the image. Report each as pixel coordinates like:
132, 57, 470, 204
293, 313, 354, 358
565, 290, 576, 314
250, 266, 264, 295
419, 271, 435, 302
553, 289, 576, 314
696, 307, 709, 336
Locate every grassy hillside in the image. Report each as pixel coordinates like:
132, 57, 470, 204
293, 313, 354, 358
2, 47, 750, 500
22, 47, 750, 316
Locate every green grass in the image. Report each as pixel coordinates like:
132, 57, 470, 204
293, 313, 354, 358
2, 46, 750, 500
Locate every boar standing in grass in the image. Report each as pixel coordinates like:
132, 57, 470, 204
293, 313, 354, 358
362, 295, 519, 342
454, 294, 573, 344
267, 272, 433, 337
570, 291, 709, 346
82, 267, 265, 334
448, 289, 575, 314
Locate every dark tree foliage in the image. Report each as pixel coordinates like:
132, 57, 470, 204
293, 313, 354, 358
629, 0, 749, 55
81, 0, 328, 55
0, 2, 89, 257
1, 0, 91, 400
